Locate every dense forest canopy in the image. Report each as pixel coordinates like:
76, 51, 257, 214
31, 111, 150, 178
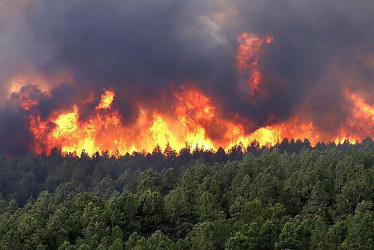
0, 139, 374, 249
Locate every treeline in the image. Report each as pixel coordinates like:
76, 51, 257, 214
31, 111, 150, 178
0, 139, 374, 249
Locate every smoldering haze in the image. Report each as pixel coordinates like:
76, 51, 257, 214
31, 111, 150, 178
1, 0, 374, 155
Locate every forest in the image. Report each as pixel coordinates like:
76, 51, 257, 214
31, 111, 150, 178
0, 139, 374, 249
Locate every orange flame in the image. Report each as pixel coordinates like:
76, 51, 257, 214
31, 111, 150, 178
236, 33, 273, 93
27, 87, 320, 156
96, 89, 115, 110
19, 32, 374, 156
26, 87, 374, 157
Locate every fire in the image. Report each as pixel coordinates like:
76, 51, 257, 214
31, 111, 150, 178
175, 87, 215, 126
333, 91, 374, 144
148, 115, 184, 152
29, 91, 128, 155
52, 106, 79, 137
19, 91, 39, 111
26, 86, 316, 156
96, 89, 115, 110
11, 32, 374, 156
349, 92, 374, 118
236, 33, 273, 93
25, 84, 374, 157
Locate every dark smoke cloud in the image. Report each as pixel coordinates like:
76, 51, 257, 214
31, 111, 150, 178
0, 108, 31, 156
229, 1, 374, 126
1, 0, 374, 154
0, 86, 39, 156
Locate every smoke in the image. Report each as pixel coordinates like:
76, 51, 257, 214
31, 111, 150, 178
1, 0, 374, 155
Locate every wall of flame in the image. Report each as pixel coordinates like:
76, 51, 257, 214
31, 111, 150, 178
18, 32, 373, 156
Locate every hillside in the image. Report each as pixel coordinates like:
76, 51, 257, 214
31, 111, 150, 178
0, 141, 374, 249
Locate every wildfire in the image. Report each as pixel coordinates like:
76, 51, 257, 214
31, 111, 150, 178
23, 87, 256, 155
96, 89, 115, 110
23, 86, 316, 156
22, 85, 374, 156
333, 91, 374, 144
236, 33, 273, 93
9, 32, 374, 157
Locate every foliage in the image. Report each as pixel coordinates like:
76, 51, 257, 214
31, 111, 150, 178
0, 140, 374, 249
